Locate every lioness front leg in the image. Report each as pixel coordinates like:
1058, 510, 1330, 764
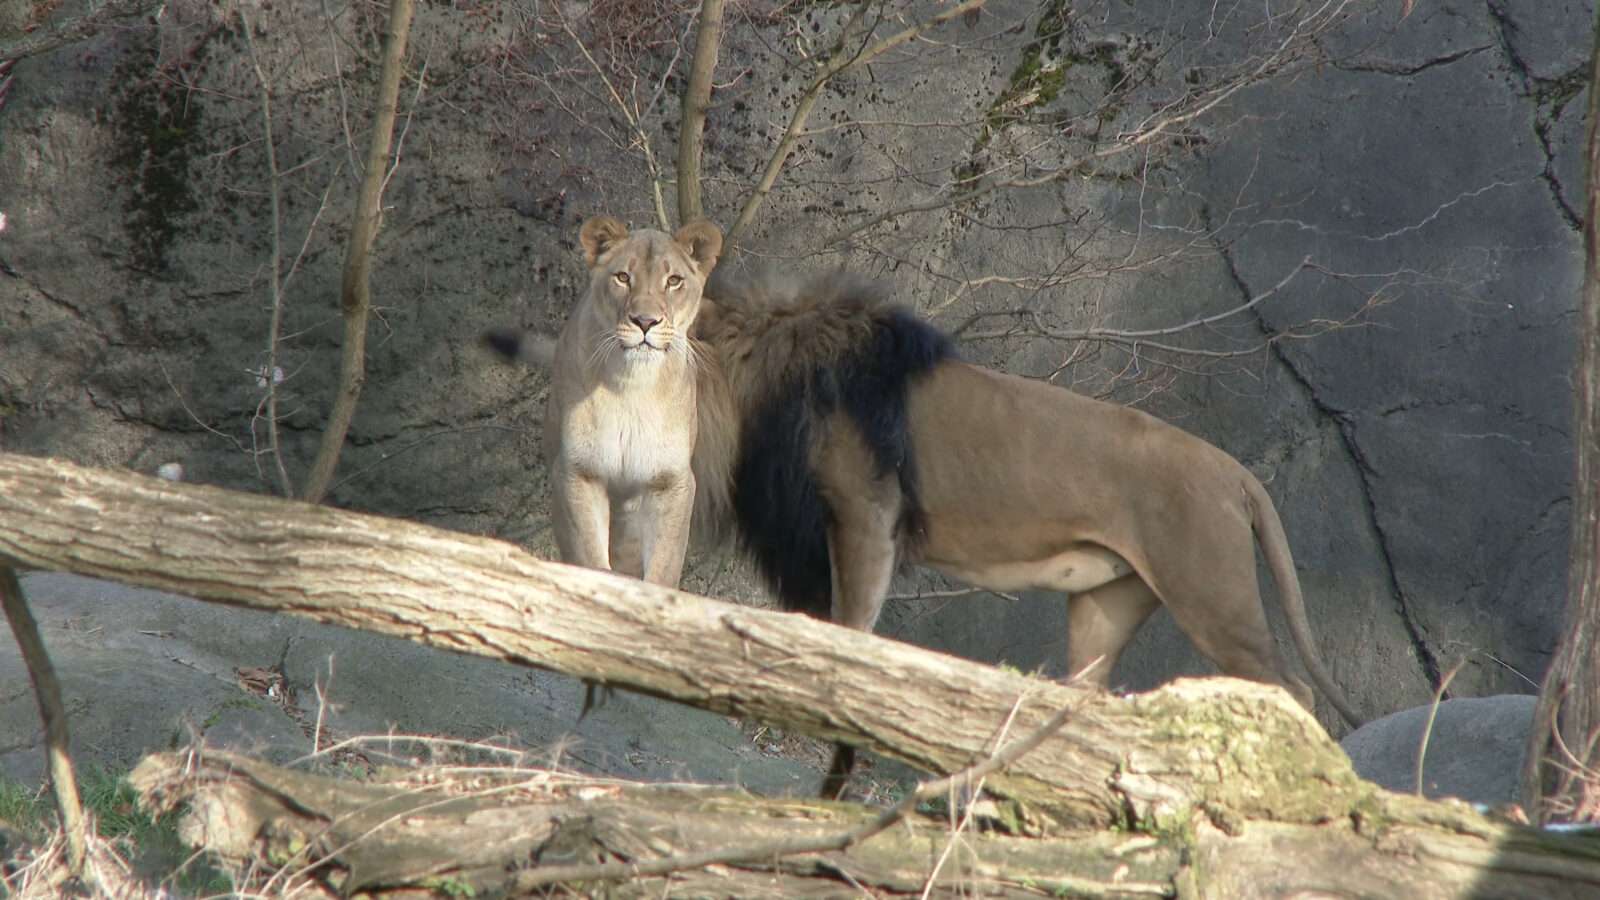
608, 496, 646, 579
553, 470, 612, 571
635, 472, 695, 587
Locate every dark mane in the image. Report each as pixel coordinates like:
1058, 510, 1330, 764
697, 272, 954, 617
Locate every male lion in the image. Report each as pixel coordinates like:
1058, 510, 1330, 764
499, 216, 722, 586
692, 271, 1363, 796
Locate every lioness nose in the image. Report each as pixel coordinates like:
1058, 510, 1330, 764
630, 314, 661, 334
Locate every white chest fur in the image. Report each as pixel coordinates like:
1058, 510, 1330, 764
558, 375, 694, 496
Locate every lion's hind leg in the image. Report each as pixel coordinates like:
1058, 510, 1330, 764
1151, 560, 1316, 712
1065, 574, 1161, 687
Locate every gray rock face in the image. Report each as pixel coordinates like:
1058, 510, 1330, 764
872, 1, 1584, 730
0, 573, 815, 793
1340, 695, 1537, 805
0, 0, 1584, 767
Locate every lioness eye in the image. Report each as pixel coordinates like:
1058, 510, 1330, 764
666, 274, 684, 289
613, 271, 631, 286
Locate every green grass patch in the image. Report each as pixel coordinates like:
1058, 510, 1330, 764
0, 768, 233, 897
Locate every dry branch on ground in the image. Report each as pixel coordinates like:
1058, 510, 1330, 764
130, 750, 1179, 898
1, 452, 1598, 896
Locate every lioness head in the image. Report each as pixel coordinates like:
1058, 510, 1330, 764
577, 216, 722, 363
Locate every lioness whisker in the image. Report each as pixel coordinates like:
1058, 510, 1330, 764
585, 332, 619, 374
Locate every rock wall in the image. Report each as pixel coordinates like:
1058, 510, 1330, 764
0, 0, 1585, 744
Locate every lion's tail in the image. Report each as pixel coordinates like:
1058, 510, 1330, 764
482, 329, 557, 369
1244, 474, 1364, 729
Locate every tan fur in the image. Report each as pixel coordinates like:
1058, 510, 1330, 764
544, 216, 721, 586
694, 273, 1363, 731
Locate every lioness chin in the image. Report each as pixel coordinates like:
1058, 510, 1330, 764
691, 271, 1364, 798
532, 216, 721, 587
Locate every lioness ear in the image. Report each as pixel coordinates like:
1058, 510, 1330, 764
579, 216, 629, 268
674, 220, 723, 275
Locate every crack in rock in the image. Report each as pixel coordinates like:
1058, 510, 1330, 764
1334, 44, 1493, 76
1486, 0, 1585, 231
1205, 207, 1446, 694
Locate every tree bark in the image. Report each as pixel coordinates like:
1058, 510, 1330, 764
126, 749, 1596, 899
130, 750, 1186, 898
1, 451, 1598, 896
0, 566, 88, 877
299, 0, 416, 504
676, 0, 724, 226
1522, 6, 1600, 825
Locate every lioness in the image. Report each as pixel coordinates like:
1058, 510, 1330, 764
533, 216, 721, 586
693, 272, 1363, 796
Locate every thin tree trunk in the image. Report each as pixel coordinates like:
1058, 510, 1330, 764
1522, 6, 1600, 826
299, 0, 416, 504
0, 566, 89, 877
676, 0, 724, 225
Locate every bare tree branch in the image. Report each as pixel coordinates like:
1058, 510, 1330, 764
301, 0, 417, 504
510, 692, 1077, 890
0, 567, 89, 879
726, 0, 988, 242
556, 6, 676, 230
677, 0, 725, 224
823, 1, 1353, 249
0, 0, 160, 62
239, 8, 296, 499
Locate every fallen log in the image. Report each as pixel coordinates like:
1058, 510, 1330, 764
126, 747, 1599, 899
129, 750, 1181, 898
0, 451, 1340, 828
4, 452, 1599, 896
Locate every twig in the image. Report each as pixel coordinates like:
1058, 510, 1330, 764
556, 7, 673, 230
380, 50, 430, 199
510, 694, 1078, 890
885, 586, 1022, 603
0, 0, 161, 62
920, 692, 1029, 897
0, 567, 90, 880
726, 0, 988, 241
156, 360, 251, 454
823, 1, 1352, 248
240, 8, 297, 499
1414, 659, 1464, 796
950, 255, 1313, 359
326, 423, 519, 492
279, 167, 344, 304
322, 0, 360, 176
300, 0, 417, 504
